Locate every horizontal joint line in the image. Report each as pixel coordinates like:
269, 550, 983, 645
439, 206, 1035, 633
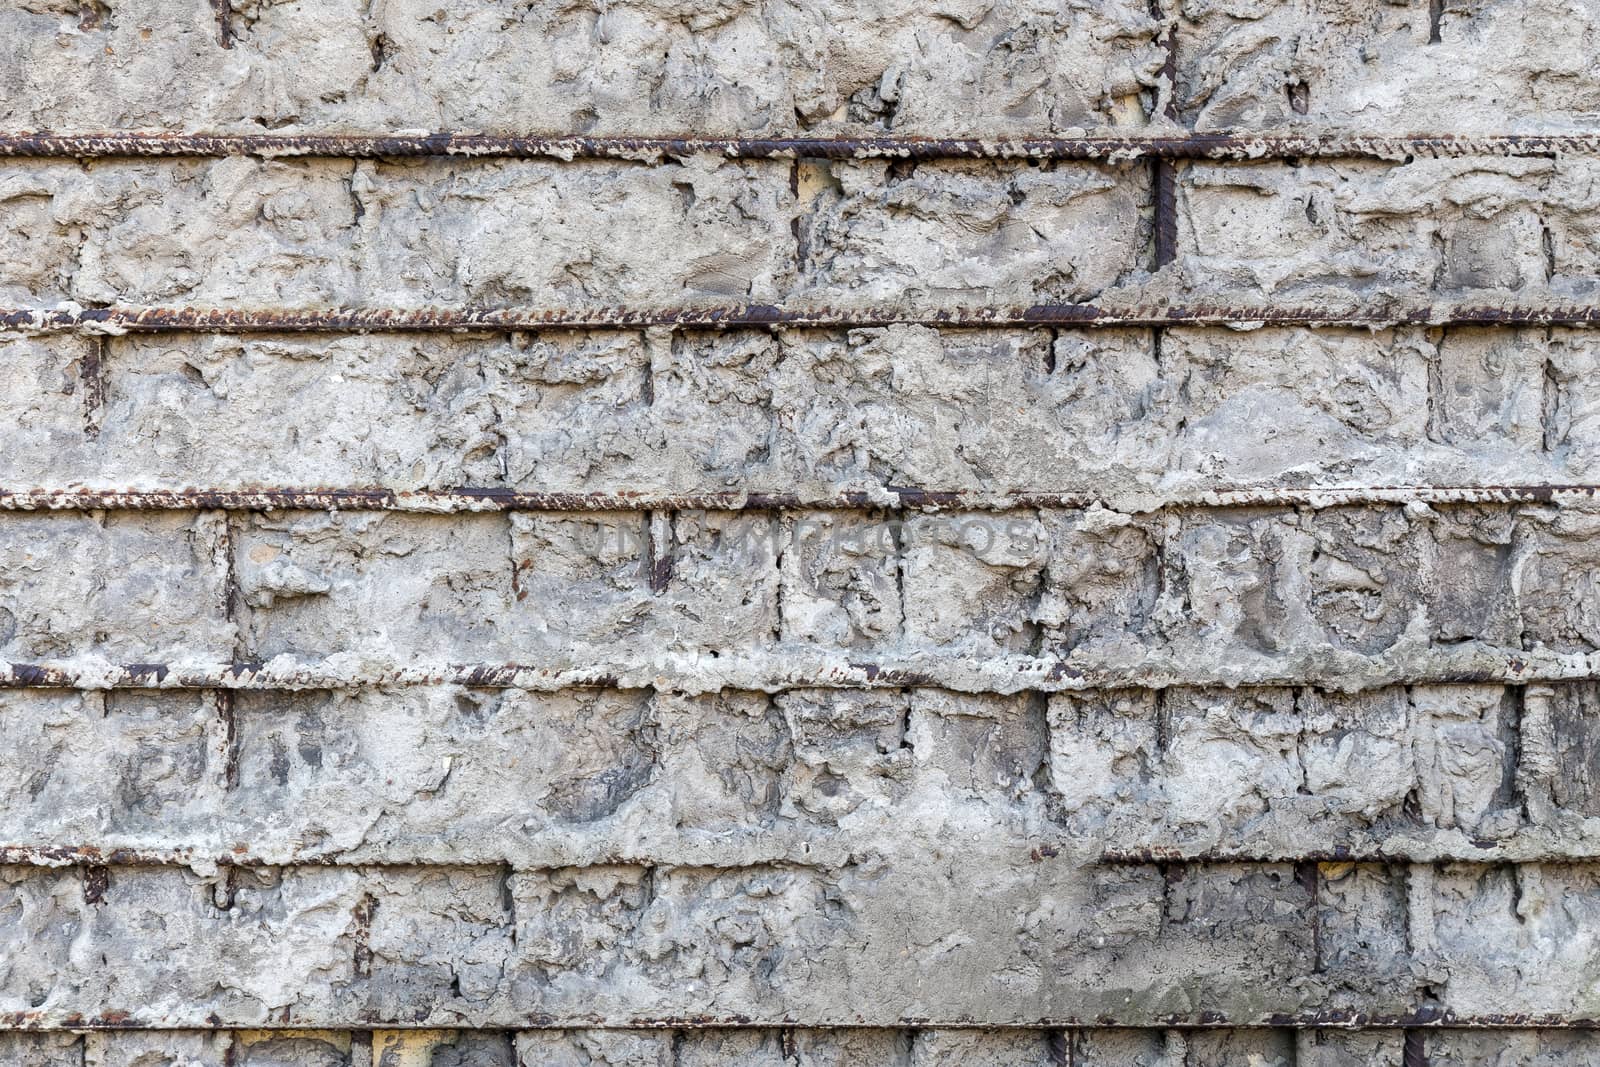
0, 486, 1594, 513
3, 1017, 1597, 1031
7, 304, 1600, 333
0, 654, 1593, 691
2, 132, 1600, 161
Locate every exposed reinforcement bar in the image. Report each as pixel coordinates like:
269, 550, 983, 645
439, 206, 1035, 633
0, 485, 1596, 514
5, 837, 1598, 871
3, 131, 1600, 160
6, 303, 1600, 333
2, 648, 1595, 692
0, 1009, 1592, 1031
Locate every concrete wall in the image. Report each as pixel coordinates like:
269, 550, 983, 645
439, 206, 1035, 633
2, 0, 1600, 1061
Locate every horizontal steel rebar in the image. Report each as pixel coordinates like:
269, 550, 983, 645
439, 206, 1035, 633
1, 831, 1598, 866
7, 303, 1600, 333
0, 1009, 1592, 1031
0, 485, 1596, 513
3, 131, 1600, 160
0, 648, 1594, 692
1098, 844, 1594, 865
2, 838, 1595, 870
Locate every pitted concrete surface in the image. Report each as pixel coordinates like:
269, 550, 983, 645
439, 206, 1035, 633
4, 0, 1600, 1063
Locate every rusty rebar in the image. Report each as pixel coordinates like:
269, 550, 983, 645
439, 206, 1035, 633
0, 484, 1592, 514
7, 303, 1600, 334
0, 131, 1595, 160
0, 646, 1591, 692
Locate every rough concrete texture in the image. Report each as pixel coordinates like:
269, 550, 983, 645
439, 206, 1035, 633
1171, 157, 1600, 303
0, 157, 1152, 312
6, 0, 1600, 1060
0, 856, 1574, 1024
0, 1027, 1572, 1067
9, 1027, 1520, 1067
0, 0, 1167, 136
4, 502, 1600, 688
1176, 0, 1600, 134
12, 152, 1600, 319
6, 0, 1600, 137
13, 324, 1600, 498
